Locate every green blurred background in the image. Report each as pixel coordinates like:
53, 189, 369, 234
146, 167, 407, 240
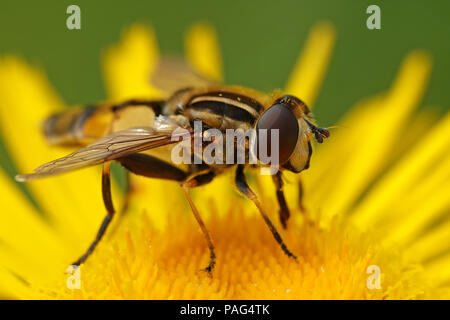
0, 0, 449, 180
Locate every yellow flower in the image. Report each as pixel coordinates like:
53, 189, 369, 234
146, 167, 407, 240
0, 21, 449, 299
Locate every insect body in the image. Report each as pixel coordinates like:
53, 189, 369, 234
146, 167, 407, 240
16, 65, 329, 273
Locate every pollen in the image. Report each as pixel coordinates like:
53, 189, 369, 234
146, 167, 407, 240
33, 203, 439, 299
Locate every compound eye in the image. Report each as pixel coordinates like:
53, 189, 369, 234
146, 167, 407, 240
256, 103, 299, 165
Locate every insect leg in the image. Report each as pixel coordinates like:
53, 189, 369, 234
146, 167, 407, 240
121, 154, 216, 272
298, 178, 306, 213
72, 161, 115, 266
235, 165, 298, 261
181, 171, 217, 274
120, 171, 132, 214
118, 153, 187, 181
272, 171, 290, 229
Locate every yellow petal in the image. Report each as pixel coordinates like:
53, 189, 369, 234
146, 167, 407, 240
0, 169, 68, 268
424, 252, 450, 287
102, 24, 162, 101
301, 97, 382, 220
0, 57, 110, 252
310, 51, 432, 226
380, 151, 450, 245
185, 22, 223, 82
352, 112, 450, 229
0, 266, 33, 299
405, 218, 450, 263
285, 21, 336, 107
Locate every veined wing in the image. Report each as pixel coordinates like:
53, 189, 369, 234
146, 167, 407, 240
16, 126, 192, 181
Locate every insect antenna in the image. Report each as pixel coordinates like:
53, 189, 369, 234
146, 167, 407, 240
304, 119, 330, 143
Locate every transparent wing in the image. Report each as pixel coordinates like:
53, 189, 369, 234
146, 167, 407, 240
16, 126, 192, 181
150, 57, 219, 94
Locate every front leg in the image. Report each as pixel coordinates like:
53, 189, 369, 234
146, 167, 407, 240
272, 171, 290, 229
235, 165, 297, 261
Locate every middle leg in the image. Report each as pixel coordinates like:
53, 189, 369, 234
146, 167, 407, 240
72, 161, 116, 266
181, 171, 217, 273
120, 154, 217, 273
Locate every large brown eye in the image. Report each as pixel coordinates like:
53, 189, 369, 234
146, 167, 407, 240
255, 104, 299, 165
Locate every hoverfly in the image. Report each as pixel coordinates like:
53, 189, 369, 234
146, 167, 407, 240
16, 59, 329, 273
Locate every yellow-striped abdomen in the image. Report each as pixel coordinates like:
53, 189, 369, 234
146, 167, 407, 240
43, 100, 164, 146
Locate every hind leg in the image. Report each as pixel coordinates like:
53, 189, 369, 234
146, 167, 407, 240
72, 154, 188, 266
72, 161, 116, 266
